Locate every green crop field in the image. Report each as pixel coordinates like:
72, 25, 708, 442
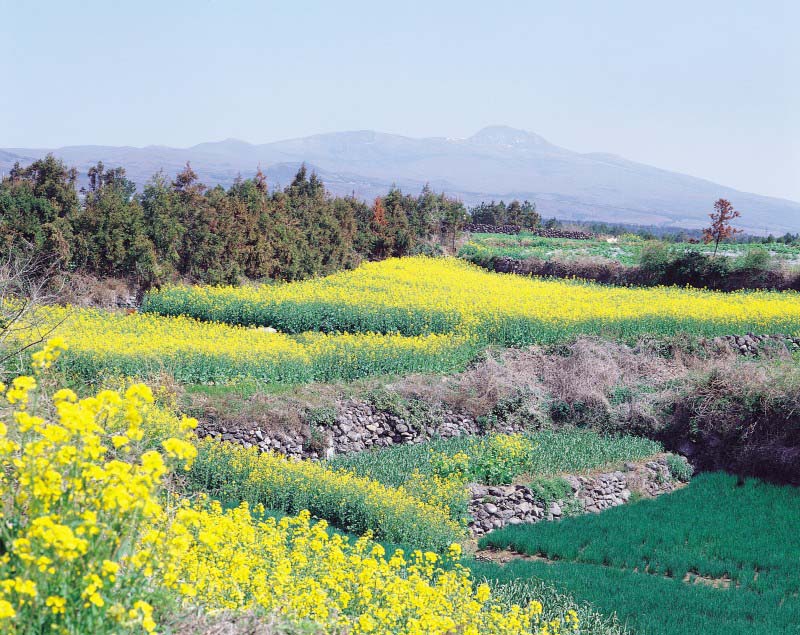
329, 430, 663, 487
479, 472, 800, 634
460, 232, 800, 267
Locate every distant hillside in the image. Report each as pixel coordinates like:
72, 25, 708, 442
3, 126, 798, 233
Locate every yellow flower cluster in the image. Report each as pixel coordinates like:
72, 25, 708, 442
428, 434, 536, 486
153, 503, 575, 635
472, 433, 536, 485
0, 340, 197, 634
145, 256, 800, 345
402, 468, 471, 523
191, 439, 465, 549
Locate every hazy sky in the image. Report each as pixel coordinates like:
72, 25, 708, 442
2, 1, 797, 201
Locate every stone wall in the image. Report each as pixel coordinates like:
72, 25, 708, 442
530, 228, 595, 240
464, 223, 521, 235
196, 399, 526, 460
707, 333, 800, 356
464, 224, 596, 240
468, 456, 676, 536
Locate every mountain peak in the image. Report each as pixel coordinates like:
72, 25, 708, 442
468, 126, 551, 147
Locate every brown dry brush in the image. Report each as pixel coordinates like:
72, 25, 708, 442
0, 250, 70, 373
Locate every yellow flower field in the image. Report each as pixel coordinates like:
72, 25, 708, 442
188, 438, 466, 549
0, 342, 576, 635
14, 256, 800, 385
18, 305, 475, 383
143, 257, 800, 344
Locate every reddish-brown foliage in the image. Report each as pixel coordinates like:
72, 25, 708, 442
703, 198, 742, 255
371, 197, 387, 227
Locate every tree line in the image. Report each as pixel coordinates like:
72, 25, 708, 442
0, 155, 474, 286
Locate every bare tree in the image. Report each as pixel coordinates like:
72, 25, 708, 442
0, 250, 68, 371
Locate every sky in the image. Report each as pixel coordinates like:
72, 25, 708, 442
1, 0, 798, 201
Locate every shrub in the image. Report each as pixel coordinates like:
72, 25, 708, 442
470, 434, 537, 485
477, 390, 531, 431
529, 476, 574, 506
737, 245, 772, 272
665, 362, 800, 482
637, 242, 672, 277
665, 454, 694, 482
304, 405, 338, 429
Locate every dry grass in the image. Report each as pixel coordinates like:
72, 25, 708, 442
55, 271, 138, 308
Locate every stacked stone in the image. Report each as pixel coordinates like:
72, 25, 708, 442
464, 224, 521, 235
327, 403, 484, 454
195, 399, 527, 460
468, 456, 678, 536
528, 228, 595, 240
567, 472, 630, 513
200, 426, 312, 458
492, 257, 534, 274
632, 459, 676, 497
464, 225, 595, 239
468, 484, 547, 535
708, 333, 800, 356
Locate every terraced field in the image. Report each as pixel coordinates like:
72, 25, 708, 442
142, 258, 800, 343
11, 257, 798, 390
328, 430, 662, 488
5, 255, 800, 634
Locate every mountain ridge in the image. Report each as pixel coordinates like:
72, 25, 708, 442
2, 127, 798, 233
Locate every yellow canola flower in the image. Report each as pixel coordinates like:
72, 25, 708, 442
23, 257, 799, 388
193, 439, 465, 549
0, 343, 195, 634
157, 504, 568, 635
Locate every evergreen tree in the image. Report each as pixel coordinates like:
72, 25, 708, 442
141, 171, 184, 276
1, 155, 79, 262
75, 162, 156, 281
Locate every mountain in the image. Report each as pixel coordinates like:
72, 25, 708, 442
3, 126, 798, 233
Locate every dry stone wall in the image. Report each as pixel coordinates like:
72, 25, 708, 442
196, 399, 526, 460
530, 228, 595, 240
464, 223, 521, 235
468, 456, 676, 536
465, 224, 596, 239
708, 333, 800, 356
